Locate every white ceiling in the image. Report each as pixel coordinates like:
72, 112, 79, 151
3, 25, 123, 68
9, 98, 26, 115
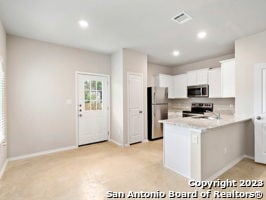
0, 0, 266, 66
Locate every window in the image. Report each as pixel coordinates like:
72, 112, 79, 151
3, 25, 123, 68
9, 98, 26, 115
84, 80, 103, 111
0, 59, 5, 142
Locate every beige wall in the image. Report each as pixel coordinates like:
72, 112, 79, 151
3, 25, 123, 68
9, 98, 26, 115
235, 30, 266, 116
110, 50, 124, 145
202, 120, 252, 180
7, 35, 111, 157
147, 63, 172, 87
172, 54, 234, 75
110, 49, 147, 145
0, 19, 7, 173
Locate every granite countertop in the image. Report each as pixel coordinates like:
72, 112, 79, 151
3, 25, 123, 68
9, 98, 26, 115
159, 114, 252, 131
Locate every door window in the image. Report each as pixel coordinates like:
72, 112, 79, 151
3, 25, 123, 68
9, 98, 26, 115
84, 80, 103, 111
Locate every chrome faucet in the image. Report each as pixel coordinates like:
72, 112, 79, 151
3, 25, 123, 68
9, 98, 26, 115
205, 110, 221, 119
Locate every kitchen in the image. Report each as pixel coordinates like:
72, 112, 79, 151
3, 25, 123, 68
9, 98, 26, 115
0, 0, 266, 199
147, 56, 256, 181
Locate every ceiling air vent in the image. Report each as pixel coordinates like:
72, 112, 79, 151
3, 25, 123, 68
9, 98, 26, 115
172, 12, 192, 24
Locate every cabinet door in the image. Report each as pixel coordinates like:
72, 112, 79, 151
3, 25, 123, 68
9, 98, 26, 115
158, 74, 174, 98
208, 68, 221, 98
197, 68, 209, 85
166, 75, 174, 99
187, 71, 197, 86
174, 74, 187, 98
221, 59, 235, 97
158, 74, 170, 87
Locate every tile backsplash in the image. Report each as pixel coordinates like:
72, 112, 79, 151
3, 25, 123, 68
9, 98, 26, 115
168, 98, 235, 115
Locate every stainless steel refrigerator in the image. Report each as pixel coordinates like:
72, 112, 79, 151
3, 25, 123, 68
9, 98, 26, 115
147, 87, 168, 140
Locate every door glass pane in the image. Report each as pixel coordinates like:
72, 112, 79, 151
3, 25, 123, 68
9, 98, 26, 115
84, 91, 90, 101
91, 101, 96, 110
84, 79, 104, 111
91, 80, 96, 90
97, 101, 102, 110
84, 80, 90, 91
96, 91, 102, 101
97, 81, 102, 90
84, 81, 91, 111
85, 102, 90, 110
90, 91, 96, 100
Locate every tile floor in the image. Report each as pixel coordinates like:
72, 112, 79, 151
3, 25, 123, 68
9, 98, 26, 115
0, 140, 265, 200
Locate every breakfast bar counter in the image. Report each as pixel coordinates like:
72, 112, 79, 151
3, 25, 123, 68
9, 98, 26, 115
160, 115, 252, 181
159, 114, 251, 131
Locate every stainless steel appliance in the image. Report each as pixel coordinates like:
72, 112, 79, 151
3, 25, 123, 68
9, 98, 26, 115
182, 103, 213, 117
147, 87, 168, 140
187, 84, 209, 97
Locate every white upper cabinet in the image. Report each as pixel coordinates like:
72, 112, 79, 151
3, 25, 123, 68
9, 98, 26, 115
155, 74, 174, 98
197, 68, 209, 85
154, 60, 235, 99
173, 74, 187, 98
187, 71, 197, 86
187, 68, 209, 86
208, 67, 222, 98
220, 58, 235, 97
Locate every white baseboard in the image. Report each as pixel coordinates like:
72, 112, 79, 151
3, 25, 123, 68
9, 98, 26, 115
142, 139, 149, 143
0, 159, 8, 178
8, 146, 77, 161
109, 139, 123, 147
205, 155, 246, 181
164, 164, 190, 180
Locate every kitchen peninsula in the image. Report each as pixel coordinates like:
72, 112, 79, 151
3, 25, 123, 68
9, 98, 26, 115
160, 115, 251, 181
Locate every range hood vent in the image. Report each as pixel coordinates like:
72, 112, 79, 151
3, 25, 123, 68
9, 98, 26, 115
172, 12, 192, 24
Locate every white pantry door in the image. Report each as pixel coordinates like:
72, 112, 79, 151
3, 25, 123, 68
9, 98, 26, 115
254, 64, 266, 164
78, 74, 109, 146
128, 73, 144, 144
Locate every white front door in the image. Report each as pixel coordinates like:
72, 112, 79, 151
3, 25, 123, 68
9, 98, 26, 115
254, 64, 266, 164
128, 73, 144, 144
77, 73, 109, 146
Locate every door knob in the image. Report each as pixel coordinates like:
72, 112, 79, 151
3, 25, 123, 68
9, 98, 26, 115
256, 116, 262, 120
79, 104, 82, 107
79, 114, 82, 117
139, 110, 143, 114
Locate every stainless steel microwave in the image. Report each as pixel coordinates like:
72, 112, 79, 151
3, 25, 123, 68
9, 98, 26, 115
187, 84, 209, 97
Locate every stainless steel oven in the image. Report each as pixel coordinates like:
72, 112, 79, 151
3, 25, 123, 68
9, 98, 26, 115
187, 84, 209, 97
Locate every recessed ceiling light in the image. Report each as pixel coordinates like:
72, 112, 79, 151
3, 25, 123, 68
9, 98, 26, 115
78, 20, 89, 28
173, 51, 180, 56
198, 31, 207, 39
